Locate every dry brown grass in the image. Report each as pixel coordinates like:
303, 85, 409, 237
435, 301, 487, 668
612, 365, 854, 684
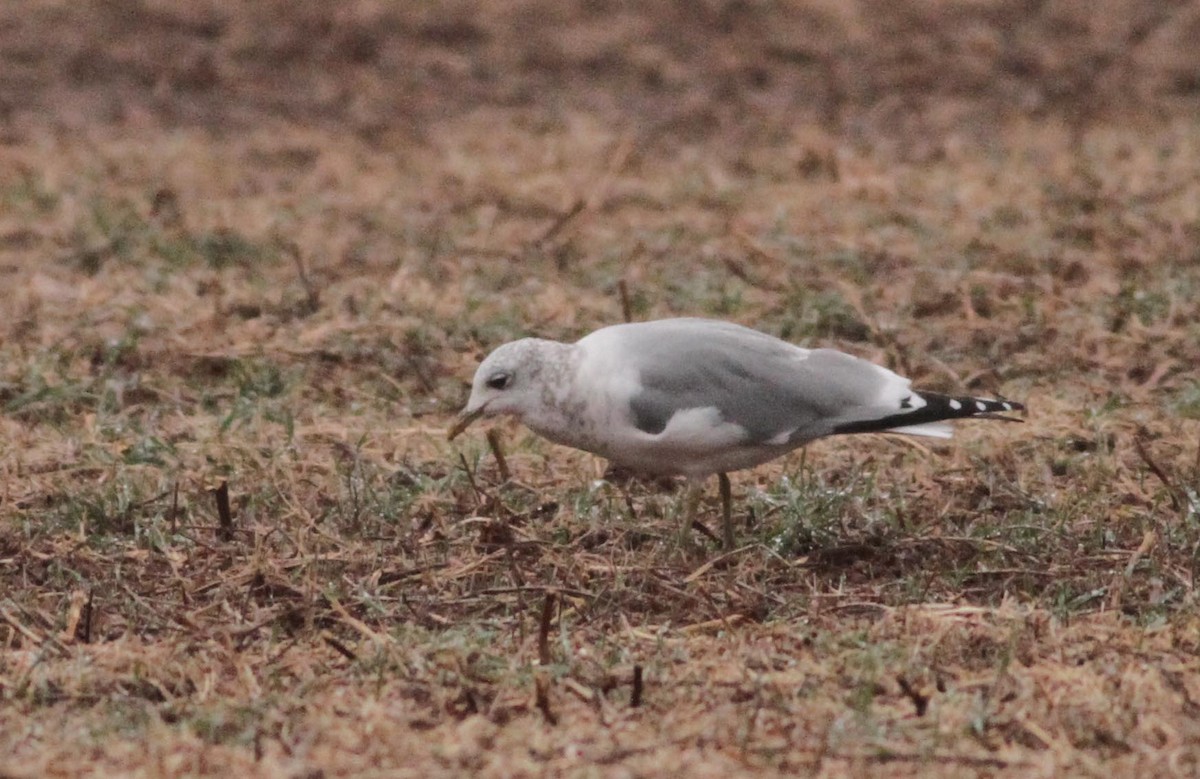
3, 2, 1200, 777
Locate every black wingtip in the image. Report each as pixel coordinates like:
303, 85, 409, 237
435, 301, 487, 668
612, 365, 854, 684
914, 392, 1026, 419
831, 391, 1027, 436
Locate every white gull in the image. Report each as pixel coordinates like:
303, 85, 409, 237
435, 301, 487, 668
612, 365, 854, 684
449, 317, 1024, 548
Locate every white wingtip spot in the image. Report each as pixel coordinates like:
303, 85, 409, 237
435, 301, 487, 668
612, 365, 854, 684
1002, 402, 1013, 411
975, 400, 987, 412
949, 399, 962, 411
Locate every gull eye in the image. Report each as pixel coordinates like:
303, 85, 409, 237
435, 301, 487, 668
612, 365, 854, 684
486, 371, 512, 390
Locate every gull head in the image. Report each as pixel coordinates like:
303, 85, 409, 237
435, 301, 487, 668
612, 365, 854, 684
448, 339, 556, 440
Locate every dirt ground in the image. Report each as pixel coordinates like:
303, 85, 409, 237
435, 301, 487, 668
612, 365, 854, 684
3, 1, 1200, 777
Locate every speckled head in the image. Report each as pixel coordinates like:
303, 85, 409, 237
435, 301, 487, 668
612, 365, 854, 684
447, 338, 571, 440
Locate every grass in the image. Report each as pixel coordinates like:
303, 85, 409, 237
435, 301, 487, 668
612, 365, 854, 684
5, 1, 1200, 776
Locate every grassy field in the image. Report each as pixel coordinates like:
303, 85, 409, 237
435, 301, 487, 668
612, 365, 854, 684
3, 2, 1200, 776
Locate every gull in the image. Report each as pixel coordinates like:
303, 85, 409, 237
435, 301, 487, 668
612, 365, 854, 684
448, 318, 1024, 548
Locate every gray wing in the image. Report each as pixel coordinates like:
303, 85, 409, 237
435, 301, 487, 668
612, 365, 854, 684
607, 319, 904, 444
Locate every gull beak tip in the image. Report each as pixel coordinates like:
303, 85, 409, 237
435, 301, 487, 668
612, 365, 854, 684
447, 406, 484, 441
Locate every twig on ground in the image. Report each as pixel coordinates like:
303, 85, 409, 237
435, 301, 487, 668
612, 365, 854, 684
80, 588, 94, 644
0, 604, 70, 657
680, 613, 749, 634
1194, 427, 1200, 480
459, 453, 483, 505
284, 240, 320, 314
535, 673, 559, 725
684, 544, 755, 583
213, 481, 234, 542
691, 519, 722, 547
329, 596, 391, 646
618, 279, 633, 322
721, 255, 780, 291
321, 631, 358, 661
1125, 530, 1159, 579
60, 589, 85, 644
532, 199, 585, 250
538, 591, 556, 666
896, 675, 930, 716
1134, 430, 1183, 512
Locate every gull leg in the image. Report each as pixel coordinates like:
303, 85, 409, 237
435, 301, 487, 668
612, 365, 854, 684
718, 472, 734, 549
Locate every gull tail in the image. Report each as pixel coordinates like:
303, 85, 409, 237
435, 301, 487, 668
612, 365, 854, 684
831, 392, 1025, 439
